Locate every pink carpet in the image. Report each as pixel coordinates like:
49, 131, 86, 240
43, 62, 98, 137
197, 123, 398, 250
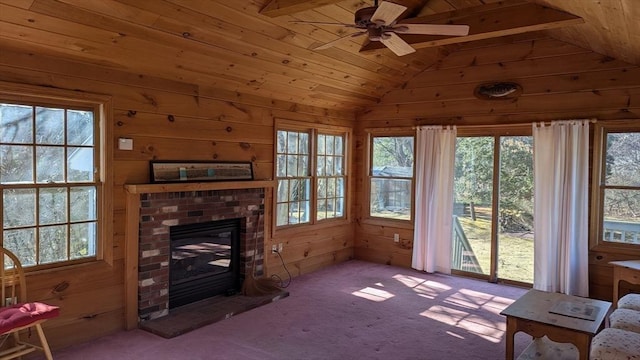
54, 260, 531, 359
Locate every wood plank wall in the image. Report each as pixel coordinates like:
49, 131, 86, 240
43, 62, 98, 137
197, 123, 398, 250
0, 46, 355, 349
354, 35, 640, 301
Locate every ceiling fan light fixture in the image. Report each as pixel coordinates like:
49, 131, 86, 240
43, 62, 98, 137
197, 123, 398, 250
474, 82, 523, 100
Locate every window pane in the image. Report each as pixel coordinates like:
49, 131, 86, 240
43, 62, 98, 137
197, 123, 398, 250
317, 156, 325, 176
70, 222, 96, 258
317, 199, 327, 219
318, 135, 325, 155
286, 155, 298, 176
335, 157, 343, 175
0, 104, 32, 143
370, 178, 412, 220
276, 154, 286, 177
70, 186, 97, 222
39, 225, 67, 264
298, 155, 308, 176
603, 189, 640, 244
36, 146, 64, 183
3, 189, 36, 228
287, 132, 298, 153
0, 145, 33, 184
299, 133, 309, 155
317, 178, 326, 198
39, 187, 68, 225
67, 110, 94, 146
3, 228, 36, 266
327, 178, 335, 197
605, 132, 640, 187
67, 147, 94, 182
326, 157, 334, 176
276, 203, 289, 226
335, 136, 343, 155
372, 136, 414, 174
35, 107, 64, 145
277, 180, 289, 202
324, 136, 333, 155
276, 131, 287, 153
299, 201, 310, 223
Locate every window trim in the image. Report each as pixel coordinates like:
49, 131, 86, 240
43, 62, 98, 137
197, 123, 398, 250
273, 119, 351, 232
589, 120, 640, 255
0, 81, 114, 269
365, 129, 416, 224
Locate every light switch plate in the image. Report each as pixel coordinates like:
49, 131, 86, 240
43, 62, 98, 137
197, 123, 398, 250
119, 138, 133, 150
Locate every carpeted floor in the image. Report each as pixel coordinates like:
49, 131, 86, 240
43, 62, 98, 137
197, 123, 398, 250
54, 260, 532, 360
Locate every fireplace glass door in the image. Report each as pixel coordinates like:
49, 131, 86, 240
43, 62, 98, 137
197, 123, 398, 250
169, 218, 241, 308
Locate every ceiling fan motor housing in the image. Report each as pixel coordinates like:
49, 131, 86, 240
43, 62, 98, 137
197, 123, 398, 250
354, 7, 378, 27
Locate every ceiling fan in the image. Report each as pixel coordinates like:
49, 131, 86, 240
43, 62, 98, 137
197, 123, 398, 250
292, 1, 470, 56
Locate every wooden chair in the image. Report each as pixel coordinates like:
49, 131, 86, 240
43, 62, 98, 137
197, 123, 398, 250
0, 248, 59, 360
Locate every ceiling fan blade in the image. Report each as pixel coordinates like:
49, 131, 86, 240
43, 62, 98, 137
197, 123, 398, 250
290, 20, 358, 28
393, 23, 470, 36
371, 1, 407, 26
380, 32, 415, 56
313, 31, 367, 50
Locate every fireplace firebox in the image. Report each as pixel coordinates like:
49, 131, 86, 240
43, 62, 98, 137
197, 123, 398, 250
169, 218, 241, 309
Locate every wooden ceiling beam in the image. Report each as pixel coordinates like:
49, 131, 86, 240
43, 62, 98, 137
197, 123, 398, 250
360, 1, 584, 53
260, 0, 344, 17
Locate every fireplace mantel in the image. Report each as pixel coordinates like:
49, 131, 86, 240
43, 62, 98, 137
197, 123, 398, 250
123, 180, 274, 329
125, 180, 275, 194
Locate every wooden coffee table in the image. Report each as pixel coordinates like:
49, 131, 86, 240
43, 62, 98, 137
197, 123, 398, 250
501, 289, 611, 360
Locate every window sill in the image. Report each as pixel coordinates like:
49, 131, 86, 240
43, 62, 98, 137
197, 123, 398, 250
360, 217, 414, 229
590, 242, 640, 256
274, 218, 352, 236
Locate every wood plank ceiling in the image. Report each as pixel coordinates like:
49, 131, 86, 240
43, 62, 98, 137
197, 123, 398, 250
0, 0, 638, 111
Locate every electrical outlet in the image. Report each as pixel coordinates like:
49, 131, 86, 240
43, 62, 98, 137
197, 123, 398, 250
4, 297, 17, 306
394, 233, 400, 243
272, 244, 278, 253
278, 243, 283, 253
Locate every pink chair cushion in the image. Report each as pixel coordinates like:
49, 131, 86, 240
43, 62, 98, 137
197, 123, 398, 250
0, 302, 60, 334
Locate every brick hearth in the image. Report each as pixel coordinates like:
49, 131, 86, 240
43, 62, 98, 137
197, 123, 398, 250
136, 188, 264, 321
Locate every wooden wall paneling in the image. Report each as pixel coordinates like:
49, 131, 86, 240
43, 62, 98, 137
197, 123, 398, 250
406, 53, 633, 89
43, 309, 124, 349
113, 113, 273, 145
108, 0, 394, 94
113, 137, 274, 177
0, 44, 355, 120
362, 88, 640, 121
433, 37, 590, 70
381, 68, 640, 105
259, 0, 345, 17
0, 7, 347, 109
353, 247, 412, 268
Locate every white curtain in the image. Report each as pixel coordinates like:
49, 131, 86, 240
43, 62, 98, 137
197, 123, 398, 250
412, 126, 457, 273
532, 120, 590, 296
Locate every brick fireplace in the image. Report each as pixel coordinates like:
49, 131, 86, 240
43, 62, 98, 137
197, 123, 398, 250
135, 188, 265, 322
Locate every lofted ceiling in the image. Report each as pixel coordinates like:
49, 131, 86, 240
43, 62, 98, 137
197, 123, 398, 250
0, 0, 638, 111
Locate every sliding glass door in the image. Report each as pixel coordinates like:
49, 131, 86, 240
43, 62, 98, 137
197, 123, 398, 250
451, 133, 534, 284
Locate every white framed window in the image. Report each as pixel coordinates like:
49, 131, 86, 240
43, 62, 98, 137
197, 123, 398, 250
275, 120, 349, 228
368, 134, 415, 221
316, 133, 345, 221
591, 121, 640, 252
0, 82, 112, 269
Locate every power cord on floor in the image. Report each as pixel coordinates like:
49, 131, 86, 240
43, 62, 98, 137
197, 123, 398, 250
270, 249, 292, 288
